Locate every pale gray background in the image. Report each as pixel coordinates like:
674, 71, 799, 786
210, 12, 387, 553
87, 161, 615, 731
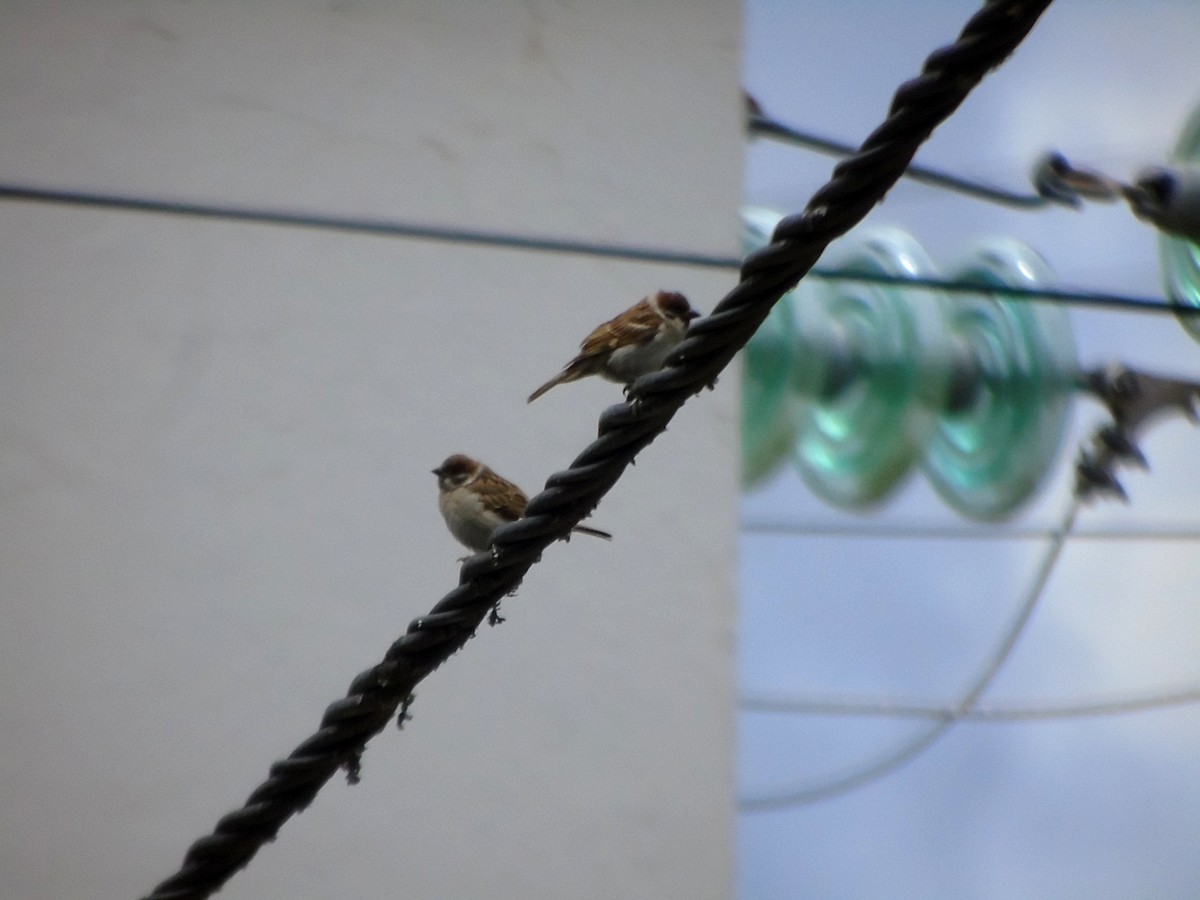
0, 3, 741, 898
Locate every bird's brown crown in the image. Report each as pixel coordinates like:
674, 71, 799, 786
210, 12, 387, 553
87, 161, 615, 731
655, 290, 700, 322
433, 454, 480, 487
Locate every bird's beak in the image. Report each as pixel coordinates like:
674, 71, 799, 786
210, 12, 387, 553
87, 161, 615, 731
687, 310, 701, 320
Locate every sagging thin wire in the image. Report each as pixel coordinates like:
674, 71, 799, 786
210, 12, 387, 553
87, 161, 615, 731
745, 97, 1052, 210
741, 684, 1200, 721
739, 363, 1200, 791
1, 183, 1184, 317
140, 3, 1056, 896
0, 183, 740, 270
739, 496, 1080, 811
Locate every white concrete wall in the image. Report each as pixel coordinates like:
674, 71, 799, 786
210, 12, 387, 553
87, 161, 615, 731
0, 3, 742, 899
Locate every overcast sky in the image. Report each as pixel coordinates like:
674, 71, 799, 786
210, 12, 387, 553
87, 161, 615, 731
739, 2, 1200, 897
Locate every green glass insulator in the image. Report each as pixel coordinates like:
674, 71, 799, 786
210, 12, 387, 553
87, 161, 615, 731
740, 207, 801, 487
1161, 103, 1200, 342
742, 300, 800, 487
792, 227, 948, 508
923, 239, 1078, 520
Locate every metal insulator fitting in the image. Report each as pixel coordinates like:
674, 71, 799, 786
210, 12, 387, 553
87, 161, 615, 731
1126, 165, 1200, 245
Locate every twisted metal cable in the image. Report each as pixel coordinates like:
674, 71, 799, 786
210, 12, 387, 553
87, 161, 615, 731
141, 2, 1054, 897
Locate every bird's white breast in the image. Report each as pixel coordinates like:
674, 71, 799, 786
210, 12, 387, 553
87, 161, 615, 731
439, 486, 504, 551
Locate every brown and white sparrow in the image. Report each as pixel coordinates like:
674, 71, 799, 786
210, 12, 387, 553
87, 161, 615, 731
526, 290, 700, 403
433, 453, 612, 553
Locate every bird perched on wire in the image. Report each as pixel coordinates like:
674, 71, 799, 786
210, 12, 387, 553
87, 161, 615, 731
433, 454, 612, 553
526, 290, 700, 402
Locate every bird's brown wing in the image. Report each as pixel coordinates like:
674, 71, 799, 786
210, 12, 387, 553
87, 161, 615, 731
474, 469, 528, 521
575, 297, 661, 361
527, 297, 664, 401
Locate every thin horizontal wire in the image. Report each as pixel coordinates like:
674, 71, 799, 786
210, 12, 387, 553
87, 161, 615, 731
747, 114, 1050, 210
0, 183, 1185, 316
740, 520, 1200, 541
813, 270, 1194, 317
739, 496, 1079, 811
0, 183, 739, 270
740, 685, 1200, 721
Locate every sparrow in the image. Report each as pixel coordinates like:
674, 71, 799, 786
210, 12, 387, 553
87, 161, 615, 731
526, 290, 700, 403
433, 453, 612, 553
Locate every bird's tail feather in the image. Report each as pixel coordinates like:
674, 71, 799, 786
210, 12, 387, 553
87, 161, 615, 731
527, 369, 577, 403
